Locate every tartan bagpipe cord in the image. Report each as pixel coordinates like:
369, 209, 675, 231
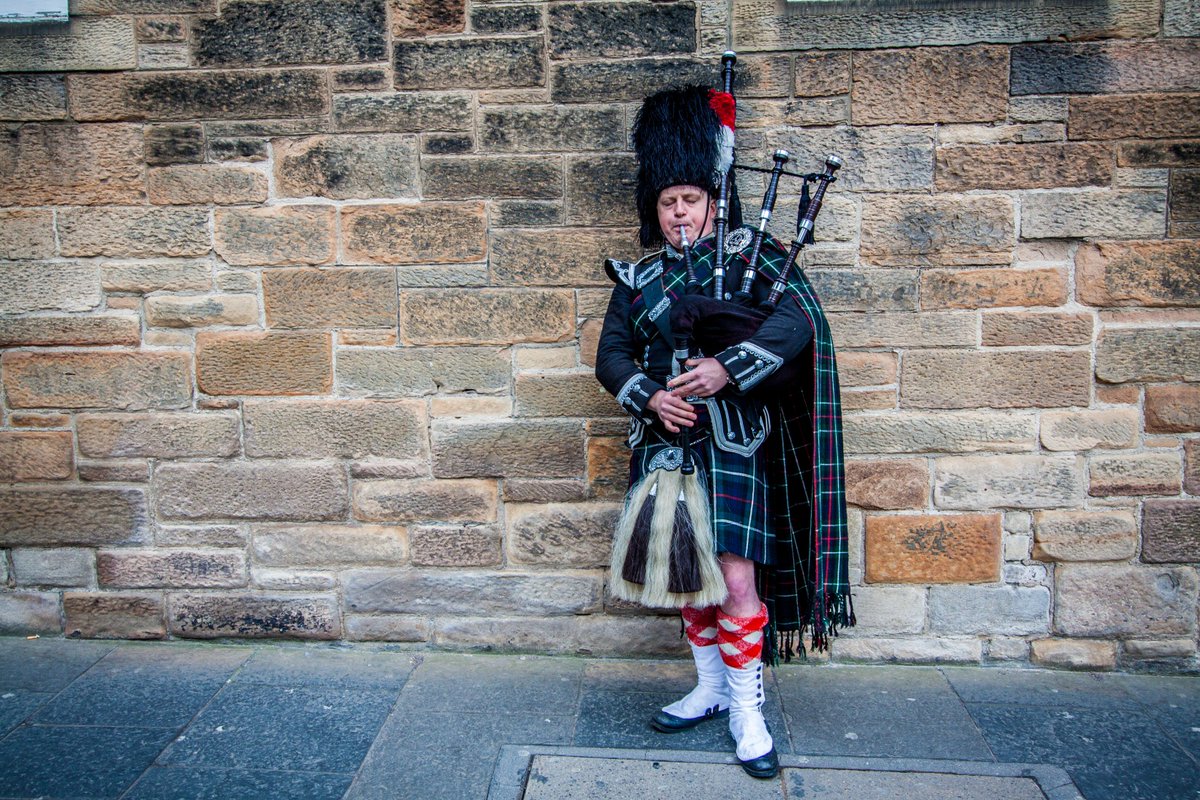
744, 243, 856, 663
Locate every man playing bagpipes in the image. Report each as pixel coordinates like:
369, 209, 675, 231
594, 64, 854, 780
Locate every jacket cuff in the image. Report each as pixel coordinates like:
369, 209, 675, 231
715, 342, 784, 392
615, 372, 665, 419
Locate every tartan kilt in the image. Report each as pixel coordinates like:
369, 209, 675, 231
629, 417, 774, 566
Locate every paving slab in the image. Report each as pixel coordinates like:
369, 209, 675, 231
32, 643, 250, 728
123, 766, 353, 800
235, 645, 417, 689
392, 653, 584, 716
942, 667, 1139, 710
348, 710, 576, 800
0, 724, 175, 799
0, 689, 52, 736
1109, 673, 1200, 760
488, 747, 1083, 800
0, 637, 114, 691
159, 683, 398, 773
967, 702, 1198, 800
775, 664, 993, 760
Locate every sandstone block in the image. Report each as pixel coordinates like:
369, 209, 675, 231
565, 155, 638, 226
422, 155, 561, 200
1040, 409, 1139, 451
505, 502, 617, 568
1186, 440, 1199, 495
865, 513, 1001, 584
70, 1, 216, 13
11, 548, 94, 587
901, 351, 1090, 409
101, 261, 211, 293
490, 228, 635, 288
274, 134, 417, 200
434, 615, 682, 657
0, 75, 66, 121
936, 454, 1083, 509
861, 194, 1013, 266
503, 480, 590, 504
331, 67, 389, 92
1, 123, 144, 206
252, 523, 406, 567
3, 351, 191, 410
353, 478, 497, 523
344, 569, 602, 616
1118, 139, 1200, 168
766, 126, 934, 194
97, 549, 246, 589
78, 460, 150, 483
0, 592, 62, 635
1023, 189, 1166, 240
1096, 328, 1200, 383
0, 488, 148, 547
805, 270, 917, 313
551, 57, 716, 104
517, 372, 620, 418
76, 412, 238, 459
829, 312, 976, 348
0, 16, 134, 72
982, 312, 1093, 347
344, 614, 430, 642
332, 92, 470, 133
842, 389, 896, 412
196, 331, 332, 396
433, 419, 584, 478
156, 525, 247, 548
63, 593, 165, 640
156, 462, 348, 521
390, 0, 464, 36
1145, 384, 1200, 433
137, 16, 187, 42
1121, 638, 1196, 661
587, 436, 628, 501
1033, 510, 1138, 562
170, 594, 341, 639
1069, 93, 1200, 141
262, 267, 397, 329
214, 206, 335, 267
252, 569, 338, 591
394, 35, 542, 90
337, 346, 509, 397
68, 69, 327, 122
144, 123, 204, 165
937, 142, 1111, 191
1012, 40, 1200, 96
1142, 500, 1200, 563
0, 210, 54, 259
0, 315, 140, 348
60, 207, 209, 258
2, 262, 101, 315
1055, 564, 1197, 636
147, 165, 267, 205
244, 399, 426, 460
146, 294, 259, 328
409, 524, 501, 567
845, 460, 927, 510
795, 51, 850, 97
844, 411, 1036, 455
342, 202, 485, 265
838, 586, 925, 635
193, 0, 385, 67
481, 105, 623, 153
832, 636, 982, 664
402, 289, 573, 345
0, 431, 73, 482
852, 45, 1007, 125
929, 585, 1050, 635
10, 413, 71, 429
547, 1, 693, 59
1030, 638, 1117, 670
920, 267, 1067, 310
1008, 96, 1069, 124
471, 4, 540, 34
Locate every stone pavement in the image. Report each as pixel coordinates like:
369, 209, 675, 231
0, 637, 1196, 800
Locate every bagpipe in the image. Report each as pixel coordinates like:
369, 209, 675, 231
609, 52, 843, 610
671, 52, 843, 396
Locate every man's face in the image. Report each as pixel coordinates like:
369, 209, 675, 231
657, 185, 716, 249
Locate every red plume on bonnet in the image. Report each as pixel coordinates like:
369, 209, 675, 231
632, 85, 742, 248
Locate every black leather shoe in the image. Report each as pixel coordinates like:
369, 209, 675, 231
650, 704, 729, 733
738, 745, 779, 779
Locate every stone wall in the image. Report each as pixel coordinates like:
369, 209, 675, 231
0, 0, 1196, 671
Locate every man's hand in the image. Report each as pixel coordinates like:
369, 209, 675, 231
667, 357, 730, 399
647, 390, 696, 434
